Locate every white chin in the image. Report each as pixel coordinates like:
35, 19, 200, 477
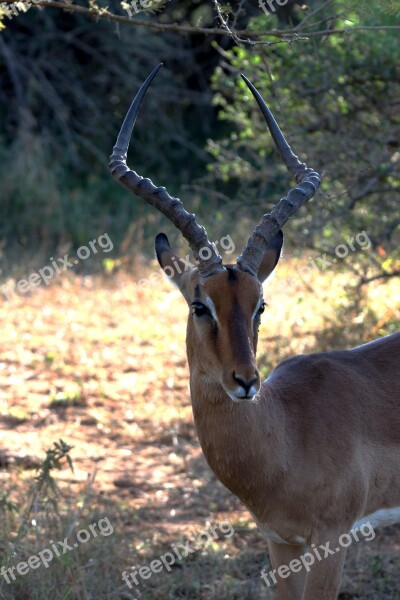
224, 389, 257, 403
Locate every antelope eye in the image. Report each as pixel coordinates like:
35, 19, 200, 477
191, 302, 210, 317
257, 302, 266, 316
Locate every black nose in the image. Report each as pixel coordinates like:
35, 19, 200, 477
233, 372, 258, 395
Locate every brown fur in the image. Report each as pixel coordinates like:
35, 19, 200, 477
160, 259, 400, 599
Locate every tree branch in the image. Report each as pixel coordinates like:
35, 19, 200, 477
359, 270, 400, 286
1, 0, 400, 43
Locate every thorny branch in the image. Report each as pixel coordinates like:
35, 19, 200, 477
1, 0, 399, 45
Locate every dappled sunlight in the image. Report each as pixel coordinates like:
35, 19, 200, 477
0, 260, 399, 598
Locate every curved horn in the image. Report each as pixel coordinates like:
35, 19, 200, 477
109, 64, 223, 278
236, 74, 320, 277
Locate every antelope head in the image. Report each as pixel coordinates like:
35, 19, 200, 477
110, 64, 320, 402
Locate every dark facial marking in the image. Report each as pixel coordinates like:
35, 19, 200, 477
229, 299, 255, 363
226, 266, 237, 283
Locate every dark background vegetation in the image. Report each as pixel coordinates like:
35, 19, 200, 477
0, 0, 399, 286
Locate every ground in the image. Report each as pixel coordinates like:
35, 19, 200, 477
0, 257, 399, 599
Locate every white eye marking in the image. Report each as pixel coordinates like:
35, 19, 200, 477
203, 296, 219, 323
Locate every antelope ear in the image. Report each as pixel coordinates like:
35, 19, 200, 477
155, 233, 192, 290
257, 230, 283, 283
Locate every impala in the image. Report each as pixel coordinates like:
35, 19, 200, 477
110, 64, 400, 599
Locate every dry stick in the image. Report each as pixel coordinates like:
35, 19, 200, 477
2, 0, 400, 40
231, 0, 247, 30
293, 0, 336, 31
212, 0, 242, 45
360, 270, 400, 286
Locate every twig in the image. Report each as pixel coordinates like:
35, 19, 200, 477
294, 0, 336, 31
1, 0, 399, 43
359, 270, 400, 286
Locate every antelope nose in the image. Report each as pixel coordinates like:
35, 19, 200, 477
233, 372, 258, 395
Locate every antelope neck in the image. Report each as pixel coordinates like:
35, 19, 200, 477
188, 364, 287, 514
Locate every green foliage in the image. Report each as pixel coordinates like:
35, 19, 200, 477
0, 1, 399, 288
0, 491, 18, 513
207, 6, 400, 284
0, 440, 75, 574
0, 3, 217, 265
350, 0, 400, 18
34, 440, 74, 495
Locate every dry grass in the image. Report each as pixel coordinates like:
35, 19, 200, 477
0, 257, 399, 599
